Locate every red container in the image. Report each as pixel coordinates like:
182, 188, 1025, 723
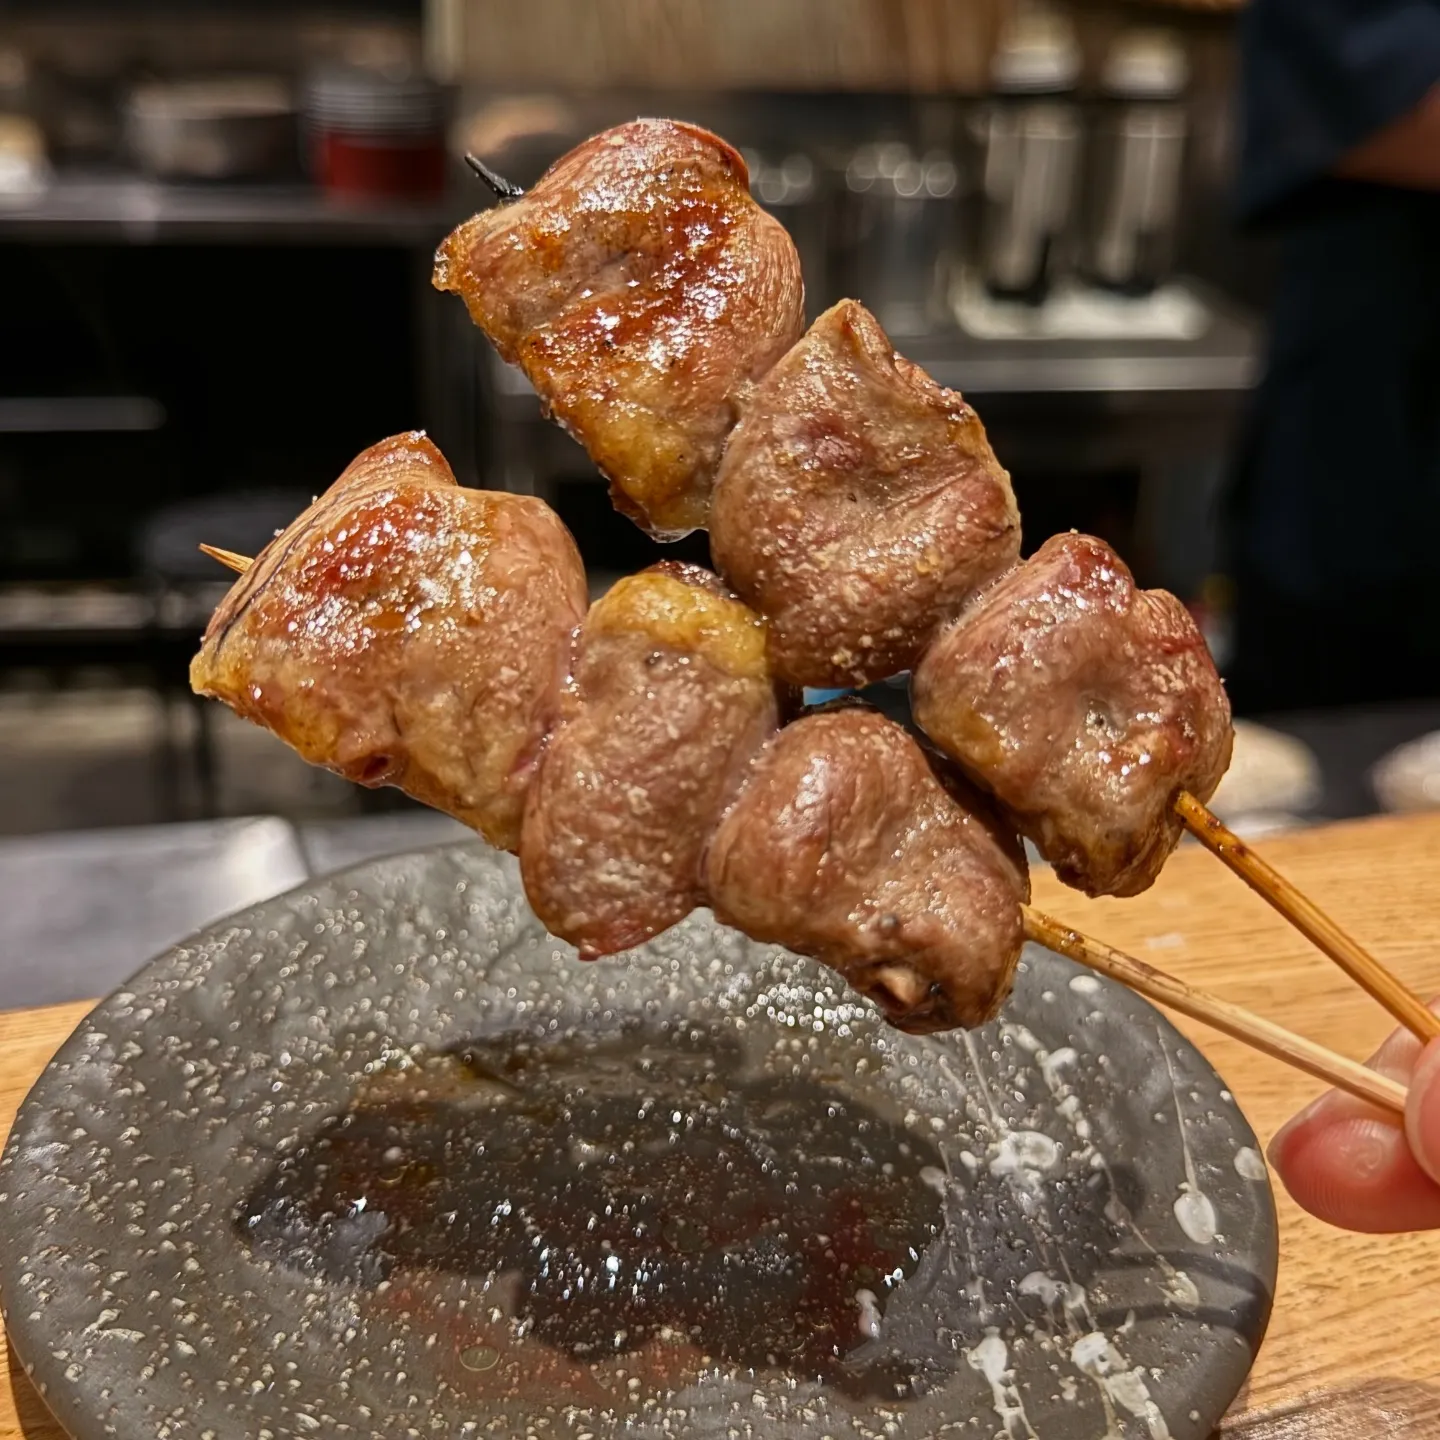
314, 129, 446, 199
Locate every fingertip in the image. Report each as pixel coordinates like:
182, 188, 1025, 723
1269, 1105, 1440, 1233
1404, 1038, 1440, 1185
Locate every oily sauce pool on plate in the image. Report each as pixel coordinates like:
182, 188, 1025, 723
237, 1025, 945, 1406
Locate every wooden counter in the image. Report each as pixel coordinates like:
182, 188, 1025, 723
2, 814, 1439, 1437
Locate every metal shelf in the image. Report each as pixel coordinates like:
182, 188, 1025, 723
0, 175, 462, 246
0, 396, 165, 433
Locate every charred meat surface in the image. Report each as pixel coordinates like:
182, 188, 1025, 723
434, 119, 806, 539
521, 563, 781, 958
190, 432, 588, 852
711, 300, 1020, 688
705, 706, 1029, 1033
912, 533, 1233, 898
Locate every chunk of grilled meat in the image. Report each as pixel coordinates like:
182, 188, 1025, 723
520, 563, 782, 958
190, 433, 587, 851
711, 300, 1020, 688
705, 705, 1029, 1033
913, 533, 1234, 898
435, 119, 806, 540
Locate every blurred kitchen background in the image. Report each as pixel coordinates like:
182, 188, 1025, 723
0, 0, 1437, 1004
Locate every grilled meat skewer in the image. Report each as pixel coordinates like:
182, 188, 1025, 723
520, 562, 783, 960
434, 119, 806, 540
435, 120, 1232, 899
190, 432, 586, 852
190, 436, 1027, 1033
707, 704, 1029, 1031
913, 533, 1233, 897
711, 299, 1020, 689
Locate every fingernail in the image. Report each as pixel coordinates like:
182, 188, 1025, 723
1404, 1039, 1440, 1185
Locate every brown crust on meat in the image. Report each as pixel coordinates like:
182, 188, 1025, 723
711, 300, 1020, 687
191, 432, 588, 850
520, 563, 781, 958
706, 705, 1029, 1033
913, 532, 1234, 897
435, 120, 805, 539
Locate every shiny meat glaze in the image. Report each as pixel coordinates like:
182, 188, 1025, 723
520, 563, 782, 958
190, 433, 588, 852
705, 706, 1029, 1033
912, 533, 1234, 898
711, 300, 1020, 687
434, 119, 806, 539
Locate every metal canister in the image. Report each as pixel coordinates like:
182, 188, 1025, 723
1080, 30, 1190, 295
976, 5, 1082, 304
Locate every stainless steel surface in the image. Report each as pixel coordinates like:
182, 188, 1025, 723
0, 174, 458, 243
926, 348, 1254, 393
0, 816, 309, 1008
302, 62, 445, 134
0, 585, 151, 632
298, 810, 472, 876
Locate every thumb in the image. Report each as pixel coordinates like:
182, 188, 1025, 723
1404, 1038, 1440, 1186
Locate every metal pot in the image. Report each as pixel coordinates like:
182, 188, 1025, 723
124, 76, 296, 181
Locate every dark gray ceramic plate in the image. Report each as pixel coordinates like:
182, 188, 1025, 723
0, 843, 1276, 1440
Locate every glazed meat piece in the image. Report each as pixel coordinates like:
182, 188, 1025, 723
711, 300, 1020, 687
912, 533, 1233, 898
705, 706, 1029, 1033
521, 563, 781, 958
191, 432, 587, 852
434, 119, 806, 539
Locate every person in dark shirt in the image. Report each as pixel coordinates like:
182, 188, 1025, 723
1227, 0, 1440, 714
1235, 0, 1440, 1234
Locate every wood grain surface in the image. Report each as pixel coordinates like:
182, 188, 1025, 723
1, 816, 1438, 1437
429, 0, 1008, 93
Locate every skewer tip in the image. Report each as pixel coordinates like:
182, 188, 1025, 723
464, 153, 525, 201
199, 544, 253, 575
1175, 789, 1440, 1045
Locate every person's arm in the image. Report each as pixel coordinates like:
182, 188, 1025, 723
1334, 82, 1440, 188
1241, 0, 1440, 217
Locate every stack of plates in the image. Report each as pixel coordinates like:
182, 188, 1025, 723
303, 64, 446, 138
1206, 721, 1323, 838
1372, 731, 1440, 813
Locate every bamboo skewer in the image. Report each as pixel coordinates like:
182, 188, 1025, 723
1023, 907, 1406, 1116
199, 544, 253, 574
197, 542, 1412, 1113
1174, 790, 1440, 1044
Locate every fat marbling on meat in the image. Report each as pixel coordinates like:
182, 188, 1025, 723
711, 299, 1020, 688
434, 119, 806, 539
190, 432, 587, 852
521, 562, 783, 959
705, 705, 1029, 1033
912, 532, 1233, 898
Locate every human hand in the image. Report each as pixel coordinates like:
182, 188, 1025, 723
1270, 1011, 1440, 1231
